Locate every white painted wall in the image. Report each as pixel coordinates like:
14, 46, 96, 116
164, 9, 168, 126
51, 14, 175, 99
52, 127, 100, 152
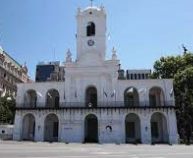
13, 6, 178, 144
13, 109, 178, 144
0, 125, 14, 140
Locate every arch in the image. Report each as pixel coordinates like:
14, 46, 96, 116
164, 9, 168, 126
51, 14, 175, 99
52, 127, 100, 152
22, 113, 35, 141
44, 113, 59, 142
125, 113, 141, 143
24, 89, 37, 108
151, 112, 169, 143
149, 87, 165, 106
85, 86, 97, 107
84, 114, 98, 143
124, 87, 139, 107
46, 89, 60, 108
87, 22, 95, 36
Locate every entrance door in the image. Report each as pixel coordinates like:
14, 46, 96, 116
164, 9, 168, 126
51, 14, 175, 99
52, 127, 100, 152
85, 114, 98, 143
53, 122, 59, 138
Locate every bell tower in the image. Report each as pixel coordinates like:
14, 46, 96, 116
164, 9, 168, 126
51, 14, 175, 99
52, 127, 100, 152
76, 5, 106, 62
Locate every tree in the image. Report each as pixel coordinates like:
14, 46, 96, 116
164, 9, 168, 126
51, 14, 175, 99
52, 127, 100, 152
0, 95, 16, 124
151, 52, 193, 144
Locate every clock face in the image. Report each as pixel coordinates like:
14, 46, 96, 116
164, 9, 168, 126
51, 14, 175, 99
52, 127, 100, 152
87, 39, 95, 46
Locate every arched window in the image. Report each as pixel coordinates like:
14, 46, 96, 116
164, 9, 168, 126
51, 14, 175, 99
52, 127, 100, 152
44, 113, 59, 142
125, 113, 141, 143
151, 112, 169, 143
85, 86, 97, 107
87, 22, 95, 36
149, 87, 165, 106
24, 90, 37, 108
46, 89, 60, 108
124, 87, 139, 107
22, 114, 35, 141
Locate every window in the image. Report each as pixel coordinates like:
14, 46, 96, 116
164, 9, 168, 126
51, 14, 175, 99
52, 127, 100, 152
87, 22, 95, 36
149, 95, 156, 106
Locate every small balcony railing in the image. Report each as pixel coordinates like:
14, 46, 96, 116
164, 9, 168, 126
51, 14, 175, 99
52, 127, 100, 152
16, 100, 175, 110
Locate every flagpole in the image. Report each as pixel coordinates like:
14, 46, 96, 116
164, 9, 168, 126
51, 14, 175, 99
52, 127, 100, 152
115, 91, 116, 105
103, 88, 104, 106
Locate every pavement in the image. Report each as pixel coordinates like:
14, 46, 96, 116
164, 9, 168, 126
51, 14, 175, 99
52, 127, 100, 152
0, 141, 193, 158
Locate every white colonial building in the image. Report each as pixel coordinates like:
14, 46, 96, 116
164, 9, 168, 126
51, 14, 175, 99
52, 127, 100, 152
13, 5, 178, 144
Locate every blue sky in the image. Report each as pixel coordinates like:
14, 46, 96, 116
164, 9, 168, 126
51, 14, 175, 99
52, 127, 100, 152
0, 0, 193, 79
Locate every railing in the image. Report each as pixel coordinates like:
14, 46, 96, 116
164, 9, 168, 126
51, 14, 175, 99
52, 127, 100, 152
16, 100, 175, 110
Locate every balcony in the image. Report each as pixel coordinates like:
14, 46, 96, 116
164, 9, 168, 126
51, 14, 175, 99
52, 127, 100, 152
16, 100, 175, 110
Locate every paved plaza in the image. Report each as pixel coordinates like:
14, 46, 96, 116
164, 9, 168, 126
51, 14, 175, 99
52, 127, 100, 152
0, 141, 193, 158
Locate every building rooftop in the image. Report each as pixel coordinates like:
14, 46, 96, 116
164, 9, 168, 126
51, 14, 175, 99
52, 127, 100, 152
0, 46, 23, 69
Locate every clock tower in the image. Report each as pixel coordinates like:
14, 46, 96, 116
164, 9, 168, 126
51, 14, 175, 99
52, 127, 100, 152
76, 6, 106, 62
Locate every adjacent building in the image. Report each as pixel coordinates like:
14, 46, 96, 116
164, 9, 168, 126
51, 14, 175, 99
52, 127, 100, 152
13, 5, 178, 144
35, 61, 65, 82
0, 46, 30, 97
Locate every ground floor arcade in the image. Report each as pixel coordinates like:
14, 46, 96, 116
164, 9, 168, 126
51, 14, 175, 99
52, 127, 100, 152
13, 108, 178, 144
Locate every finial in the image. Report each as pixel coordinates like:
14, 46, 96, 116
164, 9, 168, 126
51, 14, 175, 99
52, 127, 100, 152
100, 4, 105, 10
112, 47, 117, 60
77, 7, 81, 13
66, 49, 72, 62
22, 62, 28, 73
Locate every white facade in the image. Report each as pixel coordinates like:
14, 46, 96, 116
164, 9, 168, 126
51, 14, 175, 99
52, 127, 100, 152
0, 125, 14, 140
13, 5, 178, 144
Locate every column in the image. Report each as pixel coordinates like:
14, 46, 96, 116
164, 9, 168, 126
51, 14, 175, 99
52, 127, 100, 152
13, 112, 23, 141
167, 109, 179, 144
140, 111, 151, 144
34, 112, 44, 141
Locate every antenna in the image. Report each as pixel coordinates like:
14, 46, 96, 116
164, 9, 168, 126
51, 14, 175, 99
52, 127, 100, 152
52, 47, 56, 61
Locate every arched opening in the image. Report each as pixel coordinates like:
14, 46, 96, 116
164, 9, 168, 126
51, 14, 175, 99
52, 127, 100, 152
85, 86, 97, 107
124, 87, 139, 107
22, 114, 35, 141
24, 90, 37, 108
46, 89, 60, 108
84, 114, 98, 143
149, 87, 165, 106
44, 114, 59, 142
125, 113, 141, 143
151, 112, 169, 144
87, 22, 95, 36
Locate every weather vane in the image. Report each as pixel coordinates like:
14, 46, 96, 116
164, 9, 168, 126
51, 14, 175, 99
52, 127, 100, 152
90, 0, 94, 7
